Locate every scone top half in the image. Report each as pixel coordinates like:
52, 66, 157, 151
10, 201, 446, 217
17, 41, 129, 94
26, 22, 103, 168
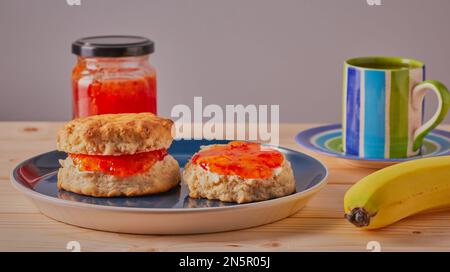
57, 113, 173, 155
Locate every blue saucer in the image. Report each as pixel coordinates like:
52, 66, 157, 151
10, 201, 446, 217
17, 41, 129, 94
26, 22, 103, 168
295, 124, 450, 167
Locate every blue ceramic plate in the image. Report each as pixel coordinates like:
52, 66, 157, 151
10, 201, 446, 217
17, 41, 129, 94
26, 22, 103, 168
295, 124, 450, 167
11, 139, 328, 234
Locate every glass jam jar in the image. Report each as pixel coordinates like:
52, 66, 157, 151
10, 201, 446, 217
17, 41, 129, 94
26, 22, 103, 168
71, 35, 157, 118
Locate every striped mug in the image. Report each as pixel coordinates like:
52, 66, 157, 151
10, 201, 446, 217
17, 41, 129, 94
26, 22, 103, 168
342, 57, 450, 159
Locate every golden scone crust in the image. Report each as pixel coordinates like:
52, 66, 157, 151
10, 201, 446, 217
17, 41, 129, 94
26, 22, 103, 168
57, 113, 174, 155
183, 151, 296, 204
57, 155, 180, 197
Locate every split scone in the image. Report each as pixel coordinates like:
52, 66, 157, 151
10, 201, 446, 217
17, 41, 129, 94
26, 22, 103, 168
183, 141, 296, 204
56, 113, 180, 197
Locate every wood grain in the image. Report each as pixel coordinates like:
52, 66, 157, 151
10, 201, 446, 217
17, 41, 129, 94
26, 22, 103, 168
1, 122, 450, 252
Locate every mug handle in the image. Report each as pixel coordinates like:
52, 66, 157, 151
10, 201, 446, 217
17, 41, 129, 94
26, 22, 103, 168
411, 80, 450, 151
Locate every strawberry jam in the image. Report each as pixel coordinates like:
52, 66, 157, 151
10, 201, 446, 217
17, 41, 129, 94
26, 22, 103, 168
72, 75, 157, 118
191, 141, 284, 179
71, 36, 157, 118
70, 149, 167, 177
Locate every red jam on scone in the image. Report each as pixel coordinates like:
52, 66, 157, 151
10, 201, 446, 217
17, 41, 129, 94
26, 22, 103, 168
70, 149, 167, 177
191, 141, 284, 179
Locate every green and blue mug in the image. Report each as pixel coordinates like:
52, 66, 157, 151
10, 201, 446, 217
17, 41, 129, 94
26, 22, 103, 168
342, 57, 450, 159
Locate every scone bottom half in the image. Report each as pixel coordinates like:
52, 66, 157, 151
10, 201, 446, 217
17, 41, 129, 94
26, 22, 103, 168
57, 154, 181, 197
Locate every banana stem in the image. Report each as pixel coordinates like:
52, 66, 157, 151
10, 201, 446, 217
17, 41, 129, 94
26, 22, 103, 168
345, 208, 372, 227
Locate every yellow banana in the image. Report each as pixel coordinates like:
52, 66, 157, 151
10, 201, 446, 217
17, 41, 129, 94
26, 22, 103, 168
344, 155, 450, 229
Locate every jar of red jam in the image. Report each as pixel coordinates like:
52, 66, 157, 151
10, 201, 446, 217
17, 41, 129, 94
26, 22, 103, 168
71, 35, 157, 118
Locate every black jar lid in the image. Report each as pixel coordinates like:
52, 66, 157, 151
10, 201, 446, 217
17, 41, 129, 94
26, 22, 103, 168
72, 35, 154, 57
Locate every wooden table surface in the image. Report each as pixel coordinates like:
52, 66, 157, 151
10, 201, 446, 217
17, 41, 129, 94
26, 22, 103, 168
2, 122, 450, 252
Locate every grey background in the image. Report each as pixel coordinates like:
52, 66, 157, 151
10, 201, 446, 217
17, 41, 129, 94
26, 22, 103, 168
1, 0, 449, 123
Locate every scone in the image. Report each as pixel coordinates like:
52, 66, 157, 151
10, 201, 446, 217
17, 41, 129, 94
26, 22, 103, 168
56, 113, 180, 197
183, 141, 296, 204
